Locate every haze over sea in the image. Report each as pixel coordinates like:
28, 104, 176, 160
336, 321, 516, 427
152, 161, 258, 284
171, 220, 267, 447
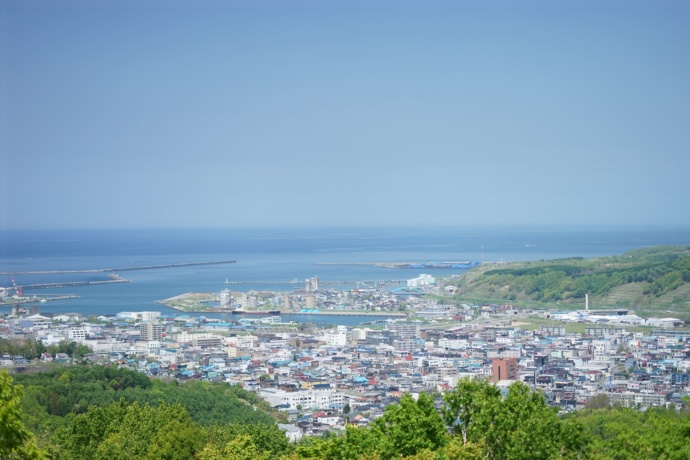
1, 227, 689, 325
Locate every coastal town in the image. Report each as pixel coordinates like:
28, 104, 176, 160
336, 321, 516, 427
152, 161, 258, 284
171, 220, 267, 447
2, 273, 690, 441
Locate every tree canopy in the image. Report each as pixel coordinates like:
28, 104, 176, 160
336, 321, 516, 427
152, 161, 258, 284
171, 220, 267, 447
0, 370, 46, 460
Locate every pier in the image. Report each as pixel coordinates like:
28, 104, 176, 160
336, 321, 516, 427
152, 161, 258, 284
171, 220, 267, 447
0, 260, 236, 276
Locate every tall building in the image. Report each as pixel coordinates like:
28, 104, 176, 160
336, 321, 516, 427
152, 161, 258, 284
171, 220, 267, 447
492, 358, 518, 382
385, 322, 420, 340
305, 276, 319, 292
220, 289, 232, 308
140, 322, 163, 342
351, 328, 367, 342
305, 294, 315, 309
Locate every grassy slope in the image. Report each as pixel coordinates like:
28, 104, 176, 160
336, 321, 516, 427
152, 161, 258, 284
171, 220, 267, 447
447, 246, 690, 315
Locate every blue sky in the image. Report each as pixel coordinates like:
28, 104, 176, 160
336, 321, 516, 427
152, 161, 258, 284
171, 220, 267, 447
2, 0, 689, 229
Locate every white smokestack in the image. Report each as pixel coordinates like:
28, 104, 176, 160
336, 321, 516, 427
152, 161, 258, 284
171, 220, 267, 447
585, 294, 589, 311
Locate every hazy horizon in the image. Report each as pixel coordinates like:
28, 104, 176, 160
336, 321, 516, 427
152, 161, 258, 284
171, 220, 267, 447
3, 0, 689, 230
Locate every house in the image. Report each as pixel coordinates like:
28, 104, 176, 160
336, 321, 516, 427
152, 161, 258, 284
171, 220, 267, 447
278, 424, 303, 442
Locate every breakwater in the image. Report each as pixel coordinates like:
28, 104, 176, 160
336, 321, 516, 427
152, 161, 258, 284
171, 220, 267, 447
0, 260, 237, 276
20, 279, 131, 291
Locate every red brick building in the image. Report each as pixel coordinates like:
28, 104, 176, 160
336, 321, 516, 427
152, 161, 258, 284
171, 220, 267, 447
492, 358, 518, 382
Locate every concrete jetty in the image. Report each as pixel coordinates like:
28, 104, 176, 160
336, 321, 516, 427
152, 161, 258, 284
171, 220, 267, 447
19, 279, 131, 291
0, 260, 237, 276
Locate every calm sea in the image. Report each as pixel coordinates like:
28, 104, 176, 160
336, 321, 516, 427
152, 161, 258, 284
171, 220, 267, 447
1, 227, 688, 325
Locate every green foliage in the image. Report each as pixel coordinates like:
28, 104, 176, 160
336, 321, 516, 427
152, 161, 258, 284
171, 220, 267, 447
453, 246, 690, 308
197, 433, 271, 460
570, 406, 690, 459
14, 365, 276, 435
203, 423, 293, 459
48, 397, 291, 460
584, 394, 610, 410
0, 370, 46, 460
372, 392, 448, 459
297, 379, 588, 460
0, 338, 46, 361
295, 393, 446, 460
14, 362, 690, 460
50, 400, 204, 460
442, 378, 588, 460
0, 338, 93, 362
296, 425, 380, 460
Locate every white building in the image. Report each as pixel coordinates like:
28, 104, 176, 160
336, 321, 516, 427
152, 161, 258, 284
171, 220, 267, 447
279, 424, 303, 443
176, 332, 223, 348
68, 327, 87, 342
407, 274, 436, 288
323, 331, 347, 347
226, 335, 257, 349
117, 311, 161, 322
260, 388, 346, 411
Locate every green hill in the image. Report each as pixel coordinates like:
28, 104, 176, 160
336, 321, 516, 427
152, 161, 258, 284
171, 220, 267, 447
12, 366, 279, 436
447, 245, 690, 313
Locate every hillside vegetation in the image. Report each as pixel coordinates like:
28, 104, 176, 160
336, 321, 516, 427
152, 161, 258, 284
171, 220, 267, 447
447, 246, 690, 311
11, 366, 279, 439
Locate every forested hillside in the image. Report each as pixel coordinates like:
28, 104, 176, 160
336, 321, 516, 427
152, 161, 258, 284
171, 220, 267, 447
447, 246, 690, 311
11, 366, 278, 440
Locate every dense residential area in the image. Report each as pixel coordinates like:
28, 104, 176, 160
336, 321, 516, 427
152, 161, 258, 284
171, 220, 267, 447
3, 299, 690, 432
3, 263, 690, 459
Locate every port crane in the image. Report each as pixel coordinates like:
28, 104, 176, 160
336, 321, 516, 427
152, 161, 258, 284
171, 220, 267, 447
11, 279, 23, 297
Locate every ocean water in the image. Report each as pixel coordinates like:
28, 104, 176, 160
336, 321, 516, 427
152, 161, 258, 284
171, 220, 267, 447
1, 227, 689, 324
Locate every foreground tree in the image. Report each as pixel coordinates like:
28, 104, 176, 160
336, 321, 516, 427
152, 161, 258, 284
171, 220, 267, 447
571, 406, 690, 459
372, 392, 448, 459
296, 393, 446, 460
584, 394, 610, 410
0, 370, 46, 460
442, 378, 589, 460
51, 399, 204, 460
